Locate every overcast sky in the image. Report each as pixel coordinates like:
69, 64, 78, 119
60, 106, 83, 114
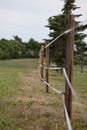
0, 0, 87, 42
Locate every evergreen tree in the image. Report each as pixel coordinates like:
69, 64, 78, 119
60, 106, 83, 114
62, 0, 80, 15
62, 0, 87, 68
46, 14, 67, 67
46, 0, 87, 67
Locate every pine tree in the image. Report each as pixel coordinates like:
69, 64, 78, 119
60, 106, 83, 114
62, 0, 87, 69
46, 0, 87, 68
62, 0, 80, 15
46, 14, 67, 67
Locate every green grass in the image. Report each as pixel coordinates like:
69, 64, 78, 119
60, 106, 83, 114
0, 59, 38, 98
0, 59, 87, 130
0, 59, 38, 71
0, 59, 39, 130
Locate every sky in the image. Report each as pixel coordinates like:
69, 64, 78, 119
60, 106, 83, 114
0, 0, 87, 42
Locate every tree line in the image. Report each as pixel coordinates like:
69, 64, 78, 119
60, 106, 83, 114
0, 37, 42, 60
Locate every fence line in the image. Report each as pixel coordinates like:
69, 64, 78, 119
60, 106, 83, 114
39, 63, 76, 96
38, 67, 63, 95
38, 47, 74, 130
39, 63, 62, 70
38, 65, 73, 130
39, 14, 75, 130
63, 68, 76, 96
44, 67, 62, 70
39, 47, 74, 130
62, 95, 73, 130
39, 71, 72, 130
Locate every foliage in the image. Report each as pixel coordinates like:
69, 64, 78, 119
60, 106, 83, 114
46, 14, 67, 67
62, 0, 80, 15
26, 38, 41, 58
0, 38, 42, 60
46, 0, 87, 67
13, 35, 22, 43
74, 43, 87, 73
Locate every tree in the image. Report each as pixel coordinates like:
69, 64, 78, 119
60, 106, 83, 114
62, 0, 87, 69
62, 0, 80, 15
75, 42, 87, 73
26, 38, 41, 58
13, 35, 22, 43
0, 37, 41, 60
46, 0, 87, 67
0, 39, 24, 59
46, 14, 67, 67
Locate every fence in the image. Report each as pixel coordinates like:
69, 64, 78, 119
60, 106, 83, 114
38, 14, 75, 130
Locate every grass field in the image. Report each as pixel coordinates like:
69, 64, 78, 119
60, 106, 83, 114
0, 59, 87, 130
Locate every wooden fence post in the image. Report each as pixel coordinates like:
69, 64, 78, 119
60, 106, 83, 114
40, 46, 44, 78
65, 14, 75, 119
46, 42, 49, 93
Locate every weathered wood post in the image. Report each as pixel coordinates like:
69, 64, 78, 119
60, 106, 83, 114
65, 14, 75, 119
40, 46, 44, 78
46, 42, 49, 93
